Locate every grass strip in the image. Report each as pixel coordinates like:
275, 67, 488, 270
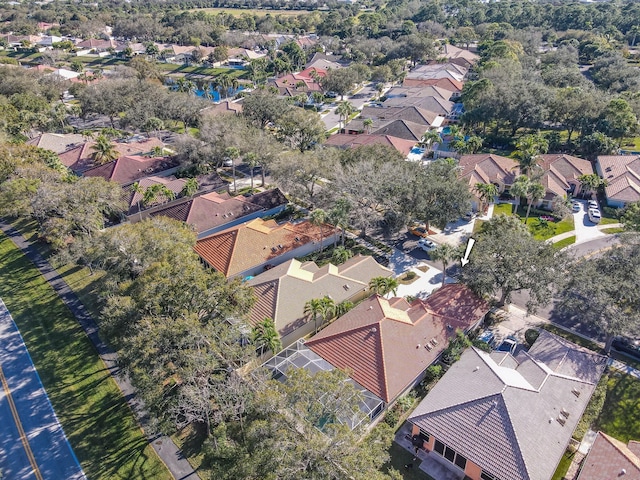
553, 235, 576, 250
0, 232, 171, 480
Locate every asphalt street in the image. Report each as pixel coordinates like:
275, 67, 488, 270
0, 300, 85, 480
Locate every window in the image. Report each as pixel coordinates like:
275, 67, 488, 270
481, 471, 499, 480
444, 447, 455, 462
454, 454, 467, 470
418, 429, 430, 443
434, 440, 445, 455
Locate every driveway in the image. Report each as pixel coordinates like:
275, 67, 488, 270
571, 200, 606, 244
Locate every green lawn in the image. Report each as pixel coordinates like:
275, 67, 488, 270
550, 451, 574, 480
492, 203, 513, 216
601, 227, 624, 234
0, 232, 170, 480
553, 235, 576, 250
595, 371, 640, 442
383, 443, 435, 480
599, 216, 619, 225
490, 203, 574, 241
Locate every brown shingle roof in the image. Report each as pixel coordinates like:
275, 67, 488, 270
194, 218, 333, 277
459, 153, 519, 188
372, 119, 427, 142
324, 134, 417, 156
578, 432, 640, 480
402, 77, 464, 92
305, 284, 489, 403
598, 155, 640, 204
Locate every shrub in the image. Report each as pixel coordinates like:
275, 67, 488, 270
403, 271, 417, 281
525, 328, 540, 347
423, 365, 443, 383
383, 407, 400, 427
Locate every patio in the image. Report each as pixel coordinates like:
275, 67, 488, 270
394, 424, 465, 480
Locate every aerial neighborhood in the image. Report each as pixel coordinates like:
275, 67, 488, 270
1, 1, 640, 480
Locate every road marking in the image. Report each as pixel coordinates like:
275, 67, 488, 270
0, 363, 43, 480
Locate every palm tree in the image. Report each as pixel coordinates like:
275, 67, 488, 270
474, 183, 499, 213
217, 74, 232, 100
142, 184, 175, 207
513, 134, 548, 176
310, 208, 327, 252
331, 246, 352, 265
335, 301, 354, 317
305, 296, 335, 334
430, 243, 459, 287
419, 130, 441, 150
91, 135, 119, 165
510, 175, 531, 215
251, 317, 281, 356
578, 173, 606, 200
151, 145, 164, 157
335, 101, 355, 132
224, 146, 240, 193
523, 181, 546, 224
131, 182, 145, 220
368, 276, 398, 296
181, 178, 199, 198
363, 118, 374, 134
329, 199, 350, 247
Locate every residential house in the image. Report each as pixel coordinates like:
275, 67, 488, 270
201, 100, 244, 116
58, 137, 165, 173
248, 255, 393, 347
596, 154, 640, 208
125, 175, 188, 215
537, 154, 593, 208
385, 85, 453, 102
81, 155, 178, 186
270, 71, 323, 97
459, 153, 518, 211
406, 63, 468, 83
371, 119, 429, 142
437, 44, 480, 69
74, 38, 119, 54
402, 77, 464, 96
382, 95, 454, 116
139, 188, 288, 238
26, 133, 87, 154
305, 284, 489, 405
348, 105, 445, 134
324, 134, 417, 156
305, 52, 347, 70
408, 330, 607, 480
577, 432, 640, 480
194, 218, 335, 278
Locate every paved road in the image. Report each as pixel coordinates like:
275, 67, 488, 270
0, 221, 198, 480
0, 300, 86, 480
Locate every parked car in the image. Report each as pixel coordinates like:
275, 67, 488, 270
611, 337, 640, 361
496, 335, 518, 355
325, 91, 338, 98
418, 238, 436, 251
588, 208, 601, 224
588, 200, 598, 210
572, 202, 580, 212
477, 330, 496, 347
409, 225, 429, 238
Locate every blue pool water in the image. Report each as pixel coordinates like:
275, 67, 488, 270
195, 85, 244, 102
410, 147, 425, 155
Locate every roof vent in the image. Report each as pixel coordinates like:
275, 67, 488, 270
446, 324, 453, 330
343, 284, 350, 290
571, 388, 581, 398
295, 236, 300, 242
473, 366, 480, 372
560, 408, 570, 419
425, 344, 432, 351
368, 306, 373, 310
371, 327, 377, 333
556, 416, 566, 426
416, 344, 421, 349
271, 247, 277, 253
621, 469, 627, 475
278, 244, 283, 249
605, 167, 612, 172
430, 338, 438, 347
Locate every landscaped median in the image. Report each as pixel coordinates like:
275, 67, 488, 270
0, 233, 171, 480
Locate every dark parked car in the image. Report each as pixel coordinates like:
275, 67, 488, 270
612, 337, 640, 361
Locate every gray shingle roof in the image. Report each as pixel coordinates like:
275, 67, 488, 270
409, 331, 607, 480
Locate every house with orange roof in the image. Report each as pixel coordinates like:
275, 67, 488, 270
596, 154, 640, 208
247, 255, 393, 347
58, 138, 165, 173
137, 188, 288, 238
194, 218, 336, 279
537, 154, 593, 208
264, 284, 489, 428
577, 431, 640, 480
81, 155, 178, 186
304, 284, 489, 405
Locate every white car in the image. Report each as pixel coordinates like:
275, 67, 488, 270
418, 238, 437, 251
588, 200, 598, 210
588, 208, 601, 224
572, 202, 580, 212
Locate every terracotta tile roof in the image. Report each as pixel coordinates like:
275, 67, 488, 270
82, 155, 178, 185
324, 134, 417, 156
402, 77, 464, 93
247, 255, 392, 343
538, 154, 593, 180
459, 153, 519, 187
58, 138, 165, 173
194, 218, 334, 278
305, 284, 489, 403
409, 330, 607, 480
146, 188, 288, 235
578, 432, 640, 480
598, 155, 640, 204
126, 175, 187, 213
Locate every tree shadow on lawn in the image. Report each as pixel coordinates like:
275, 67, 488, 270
595, 372, 640, 442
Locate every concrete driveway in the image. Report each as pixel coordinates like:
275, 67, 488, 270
572, 199, 606, 244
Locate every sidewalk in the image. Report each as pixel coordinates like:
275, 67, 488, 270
548, 223, 622, 245
0, 221, 197, 480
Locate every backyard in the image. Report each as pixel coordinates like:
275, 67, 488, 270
0, 232, 170, 480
